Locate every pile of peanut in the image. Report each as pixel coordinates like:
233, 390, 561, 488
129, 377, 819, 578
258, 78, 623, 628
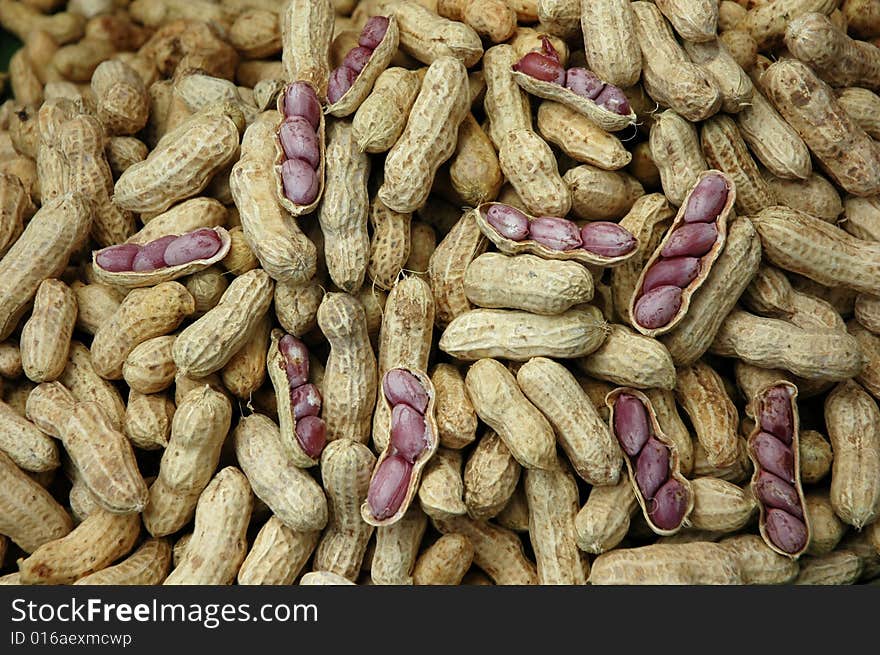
1, 0, 880, 587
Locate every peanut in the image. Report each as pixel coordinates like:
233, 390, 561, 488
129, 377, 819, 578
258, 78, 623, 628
590, 541, 743, 584
20, 279, 76, 383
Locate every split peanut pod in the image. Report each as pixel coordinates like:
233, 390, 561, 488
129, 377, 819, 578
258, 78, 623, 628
510, 36, 637, 132
473, 202, 638, 267
606, 388, 694, 535
266, 329, 327, 467
274, 82, 326, 216
747, 381, 811, 558
630, 170, 735, 336
92, 227, 231, 288
362, 368, 438, 527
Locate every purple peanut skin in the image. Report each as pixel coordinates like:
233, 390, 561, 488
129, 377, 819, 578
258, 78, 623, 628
649, 479, 689, 530
760, 386, 794, 444
529, 216, 582, 251
279, 334, 310, 388
281, 158, 320, 206
755, 470, 804, 519
635, 437, 670, 500
765, 508, 808, 554
328, 66, 358, 104
485, 204, 530, 241
163, 228, 223, 266
132, 235, 176, 272
290, 383, 322, 419
279, 117, 320, 168
96, 244, 140, 272
283, 82, 321, 129
579, 222, 637, 257
594, 85, 631, 115
367, 454, 413, 520
295, 416, 326, 459
683, 174, 729, 223
359, 16, 390, 49
564, 67, 604, 99
513, 38, 565, 85
633, 285, 683, 330
752, 431, 795, 483
383, 369, 429, 413
641, 257, 701, 293
613, 394, 651, 457
342, 46, 373, 76
391, 403, 429, 463
660, 223, 718, 258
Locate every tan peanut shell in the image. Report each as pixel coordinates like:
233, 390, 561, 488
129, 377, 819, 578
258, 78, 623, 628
720, 534, 799, 584
0, 401, 59, 473
128, 198, 227, 243
352, 67, 423, 153
804, 492, 845, 557
565, 166, 643, 221
517, 357, 622, 485
92, 281, 195, 380
464, 252, 593, 316
752, 205, 880, 296
441, 305, 608, 362
92, 227, 232, 289
574, 474, 637, 554
645, 389, 694, 476
736, 91, 812, 181
272, 87, 326, 217
464, 358, 556, 470
114, 103, 244, 214
314, 438, 376, 580
327, 15, 399, 117
221, 313, 270, 399
123, 336, 177, 395
433, 514, 538, 585
379, 56, 470, 214
836, 87, 880, 140
590, 541, 743, 584
824, 381, 880, 529
496, 482, 530, 533
738, 0, 836, 50
418, 447, 468, 520
537, 102, 631, 171
0, 172, 32, 256
164, 467, 253, 585
482, 44, 532, 149
234, 414, 328, 532
0, 450, 71, 553
362, 368, 438, 526
143, 386, 232, 537
579, 0, 641, 87
368, 197, 411, 291
281, 0, 333, 100
473, 202, 636, 267
649, 110, 708, 207
238, 519, 319, 586
661, 216, 763, 366
124, 391, 175, 451
62, 401, 148, 515
317, 293, 378, 444
687, 476, 757, 533
20, 279, 76, 383
763, 58, 880, 197
497, 130, 571, 219
578, 324, 676, 390
0, 193, 91, 341
511, 71, 636, 133
385, 1, 483, 67
607, 388, 695, 535
630, 170, 736, 337
60, 342, 126, 429
464, 431, 521, 520
371, 505, 427, 584
428, 209, 487, 326
172, 269, 273, 378
632, 1, 722, 122
431, 364, 477, 450
319, 119, 370, 292
73, 538, 171, 586
412, 533, 474, 585
795, 551, 863, 585
525, 461, 587, 585
675, 362, 740, 469
655, 0, 718, 42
